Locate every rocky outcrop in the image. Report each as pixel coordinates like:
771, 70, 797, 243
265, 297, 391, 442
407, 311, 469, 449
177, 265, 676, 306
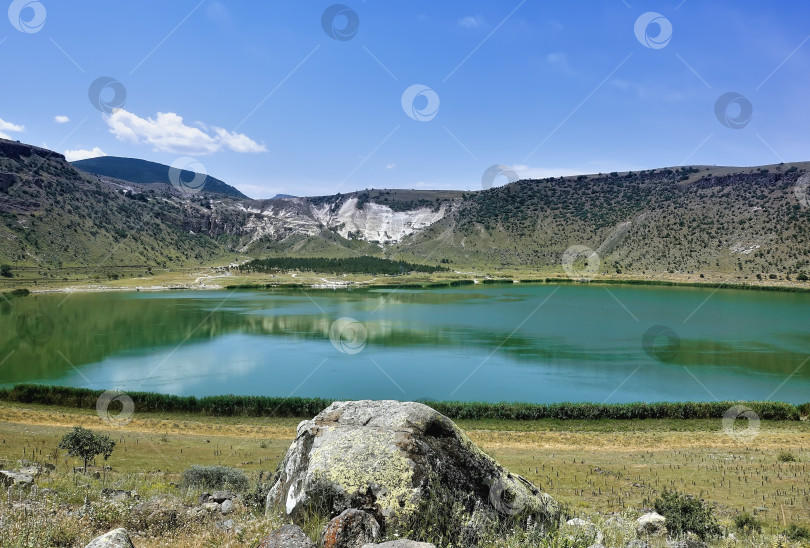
256, 524, 315, 548
0, 470, 34, 487
83, 528, 135, 548
266, 400, 559, 536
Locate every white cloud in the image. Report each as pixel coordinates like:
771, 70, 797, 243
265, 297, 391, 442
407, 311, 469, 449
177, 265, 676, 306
386, 163, 396, 170
104, 109, 267, 155
64, 147, 106, 162
458, 15, 483, 28
0, 116, 25, 139
54, 115, 70, 124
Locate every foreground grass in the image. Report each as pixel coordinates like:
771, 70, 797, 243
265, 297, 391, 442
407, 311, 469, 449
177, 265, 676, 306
1, 401, 808, 547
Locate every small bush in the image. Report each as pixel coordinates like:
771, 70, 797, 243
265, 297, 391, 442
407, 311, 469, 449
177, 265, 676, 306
777, 451, 797, 462
785, 524, 810, 541
733, 513, 762, 534
181, 465, 249, 491
652, 490, 721, 540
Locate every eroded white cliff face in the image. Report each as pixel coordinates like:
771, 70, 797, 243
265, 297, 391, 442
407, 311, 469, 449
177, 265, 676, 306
311, 197, 448, 244
237, 196, 450, 249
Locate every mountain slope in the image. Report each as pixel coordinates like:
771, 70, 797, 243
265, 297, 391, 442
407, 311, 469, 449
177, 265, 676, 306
72, 156, 249, 199
4, 138, 810, 283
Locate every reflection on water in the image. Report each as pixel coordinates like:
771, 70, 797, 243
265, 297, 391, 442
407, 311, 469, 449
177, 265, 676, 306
1, 285, 809, 402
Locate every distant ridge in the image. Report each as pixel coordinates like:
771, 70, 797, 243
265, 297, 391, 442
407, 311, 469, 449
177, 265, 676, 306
72, 156, 249, 199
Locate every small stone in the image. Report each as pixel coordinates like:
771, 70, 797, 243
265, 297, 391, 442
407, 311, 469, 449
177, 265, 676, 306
83, 528, 135, 548
198, 492, 212, 504
211, 490, 233, 503
636, 512, 666, 536
220, 499, 234, 514
256, 524, 315, 548
321, 509, 381, 548
202, 502, 220, 512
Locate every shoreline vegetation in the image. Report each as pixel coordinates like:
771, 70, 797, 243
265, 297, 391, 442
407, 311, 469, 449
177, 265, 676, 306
2, 384, 807, 421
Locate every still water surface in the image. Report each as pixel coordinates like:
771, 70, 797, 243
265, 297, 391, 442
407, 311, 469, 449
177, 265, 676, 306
1, 284, 808, 403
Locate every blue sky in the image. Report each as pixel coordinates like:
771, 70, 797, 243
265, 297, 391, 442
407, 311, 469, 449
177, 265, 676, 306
1, 1, 809, 198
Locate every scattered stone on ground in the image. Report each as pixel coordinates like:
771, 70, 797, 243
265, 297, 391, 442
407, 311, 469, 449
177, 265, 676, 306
256, 524, 315, 548
321, 508, 382, 548
83, 528, 135, 548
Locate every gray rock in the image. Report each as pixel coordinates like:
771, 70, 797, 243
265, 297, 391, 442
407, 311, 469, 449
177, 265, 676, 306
636, 512, 666, 536
267, 400, 559, 533
0, 470, 34, 487
18, 466, 42, 477
321, 508, 381, 548
211, 490, 233, 503
256, 524, 315, 548
198, 492, 212, 504
83, 528, 135, 548
587, 544, 607, 548
220, 499, 234, 514
361, 541, 436, 548
202, 502, 220, 512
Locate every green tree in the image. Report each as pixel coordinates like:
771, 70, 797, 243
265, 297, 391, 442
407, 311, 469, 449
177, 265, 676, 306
57, 426, 115, 472
0, 264, 11, 278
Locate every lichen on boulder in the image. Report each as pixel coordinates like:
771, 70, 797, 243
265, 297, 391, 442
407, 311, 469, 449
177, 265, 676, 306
266, 400, 559, 540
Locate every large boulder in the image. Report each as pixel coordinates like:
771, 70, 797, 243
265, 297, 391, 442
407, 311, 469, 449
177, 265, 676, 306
636, 512, 667, 536
266, 401, 559, 534
84, 528, 135, 548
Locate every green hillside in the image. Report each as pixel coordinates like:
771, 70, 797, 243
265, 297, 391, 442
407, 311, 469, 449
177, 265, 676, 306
72, 156, 249, 199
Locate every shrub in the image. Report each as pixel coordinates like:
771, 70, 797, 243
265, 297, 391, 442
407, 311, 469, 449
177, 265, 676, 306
652, 490, 721, 540
784, 524, 810, 541
733, 513, 762, 534
777, 451, 797, 462
181, 465, 248, 491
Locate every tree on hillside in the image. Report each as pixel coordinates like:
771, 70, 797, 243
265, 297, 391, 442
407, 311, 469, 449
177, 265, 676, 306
0, 264, 11, 277
57, 426, 115, 472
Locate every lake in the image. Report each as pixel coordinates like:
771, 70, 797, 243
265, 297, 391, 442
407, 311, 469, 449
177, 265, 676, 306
1, 284, 808, 403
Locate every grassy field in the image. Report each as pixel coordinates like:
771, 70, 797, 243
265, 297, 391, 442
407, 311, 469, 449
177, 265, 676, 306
0, 400, 808, 547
